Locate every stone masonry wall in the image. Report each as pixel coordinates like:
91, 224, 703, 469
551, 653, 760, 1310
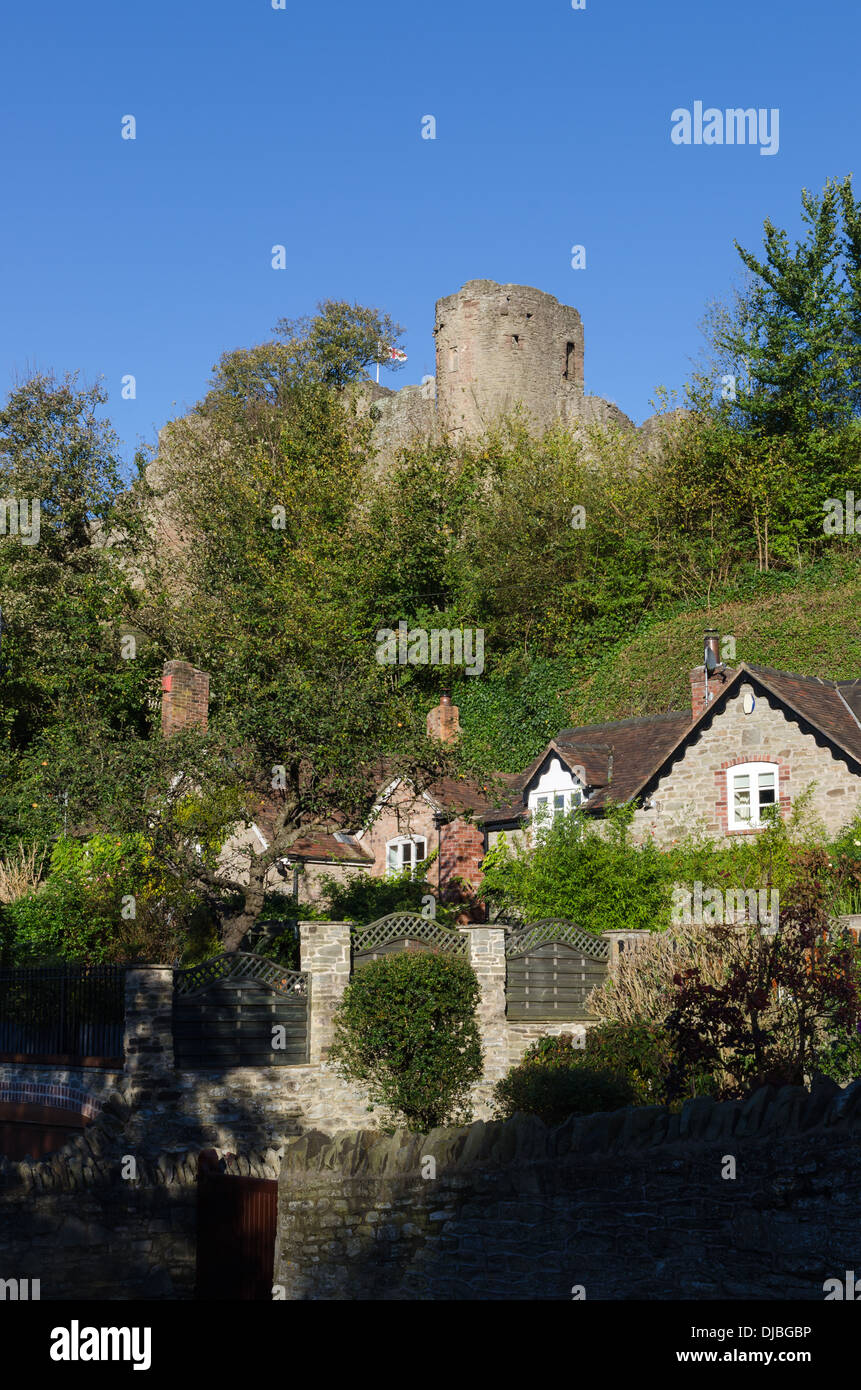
434, 280, 585, 437
0, 924, 630, 1162
0, 1091, 201, 1300
631, 681, 861, 847
274, 1075, 861, 1300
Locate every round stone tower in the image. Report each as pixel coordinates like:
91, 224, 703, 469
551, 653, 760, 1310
433, 280, 586, 437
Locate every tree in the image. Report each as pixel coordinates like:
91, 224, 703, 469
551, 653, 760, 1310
124, 377, 473, 951
329, 952, 483, 1130
693, 177, 861, 437
665, 908, 861, 1098
274, 299, 406, 389
0, 372, 155, 851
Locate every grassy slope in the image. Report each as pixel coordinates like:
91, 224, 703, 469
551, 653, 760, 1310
565, 551, 861, 727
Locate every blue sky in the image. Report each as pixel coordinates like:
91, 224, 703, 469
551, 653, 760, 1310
1, 0, 858, 467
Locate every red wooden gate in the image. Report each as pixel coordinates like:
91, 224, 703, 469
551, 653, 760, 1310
196, 1152, 278, 1300
0, 1101, 88, 1160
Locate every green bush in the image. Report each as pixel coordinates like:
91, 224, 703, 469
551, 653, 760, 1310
479, 803, 671, 934
493, 1062, 634, 1126
580, 1020, 677, 1104
519, 1033, 585, 1068
320, 856, 457, 927
5, 833, 196, 963
329, 951, 483, 1131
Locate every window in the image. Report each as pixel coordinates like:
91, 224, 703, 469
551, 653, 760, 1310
532, 789, 583, 821
727, 763, 778, 830
564, 342, 577, 381
386, 836, 427, 876
527, 758, 587, 839
448, 346, 458, 372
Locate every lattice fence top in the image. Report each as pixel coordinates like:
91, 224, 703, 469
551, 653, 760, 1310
174, 952, 308, 997
505, 919, 611, 960
351, 912, 468, 956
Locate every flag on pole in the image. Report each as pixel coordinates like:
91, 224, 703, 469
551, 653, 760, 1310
376, 343, 407, 382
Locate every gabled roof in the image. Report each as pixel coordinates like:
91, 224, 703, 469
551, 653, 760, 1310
481, 713, 692, 824
481, 660, 861, 828
600, 663, 861, 811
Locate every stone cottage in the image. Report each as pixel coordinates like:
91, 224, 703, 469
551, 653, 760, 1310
165, 634, 861, 915
482, 632, 861, 852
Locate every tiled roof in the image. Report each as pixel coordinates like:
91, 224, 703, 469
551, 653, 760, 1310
481, 712, 693, 823
746, 666, 861, 764
590, 664, 861, 811
286, 832, 373, 865
481, 660, 861, 827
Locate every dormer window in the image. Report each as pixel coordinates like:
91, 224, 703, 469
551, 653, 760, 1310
727, 763, 778, 830
527, 758, 587, 837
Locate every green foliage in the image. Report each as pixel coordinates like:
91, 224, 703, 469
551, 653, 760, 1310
319, 855, 457, 927
4, 833, 195, 964
329, 952, 483, 1130
492, 1061, 634, 1126
497, 1022, 686, 1113
480, 803, 671, 932
275, 299, 406, 389
579, 1019, 679, 1105
692, 177, 861, 437
665, 907, 861, 1099
0, 372, 154, 796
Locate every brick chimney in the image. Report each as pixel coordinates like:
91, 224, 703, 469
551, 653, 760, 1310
690, 630, 725, 722
427, 690, 460, 743
161, 659, 209, 737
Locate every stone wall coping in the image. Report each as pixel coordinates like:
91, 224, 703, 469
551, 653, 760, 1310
277, 1075, 861, 1178
0, 1083, 283, 1192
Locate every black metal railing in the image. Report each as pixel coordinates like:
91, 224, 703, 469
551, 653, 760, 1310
0, 964, 127, 1062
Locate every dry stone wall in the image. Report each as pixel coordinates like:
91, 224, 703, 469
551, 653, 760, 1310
274, 1075, 861, 1300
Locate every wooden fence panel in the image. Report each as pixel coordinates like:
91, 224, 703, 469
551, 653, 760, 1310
505, 920, 610, 1020
173, 954, 308, 1068
351, 913, 468, 972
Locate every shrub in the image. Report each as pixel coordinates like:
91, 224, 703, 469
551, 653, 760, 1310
479, 802, 671, 934
519, 1033, 584, 1068
493, 1062, 634, 1126
329, 951, 483, 1130
503, 1022, 682, 1111
665, 906, 861, 1099
4, 833, 196, 963
320, 855, 457, 927
581, 1019, 679, 1104
587, 921, 729, 1028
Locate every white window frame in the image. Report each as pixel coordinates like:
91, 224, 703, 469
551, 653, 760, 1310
385, 836, 427, 876
726, 762, 779, 831
527, 758, 587, 840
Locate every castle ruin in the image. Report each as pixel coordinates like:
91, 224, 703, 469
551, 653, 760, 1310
362, 279, 636, 465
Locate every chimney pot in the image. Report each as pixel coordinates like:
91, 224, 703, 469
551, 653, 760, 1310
691, 631, 733, 722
